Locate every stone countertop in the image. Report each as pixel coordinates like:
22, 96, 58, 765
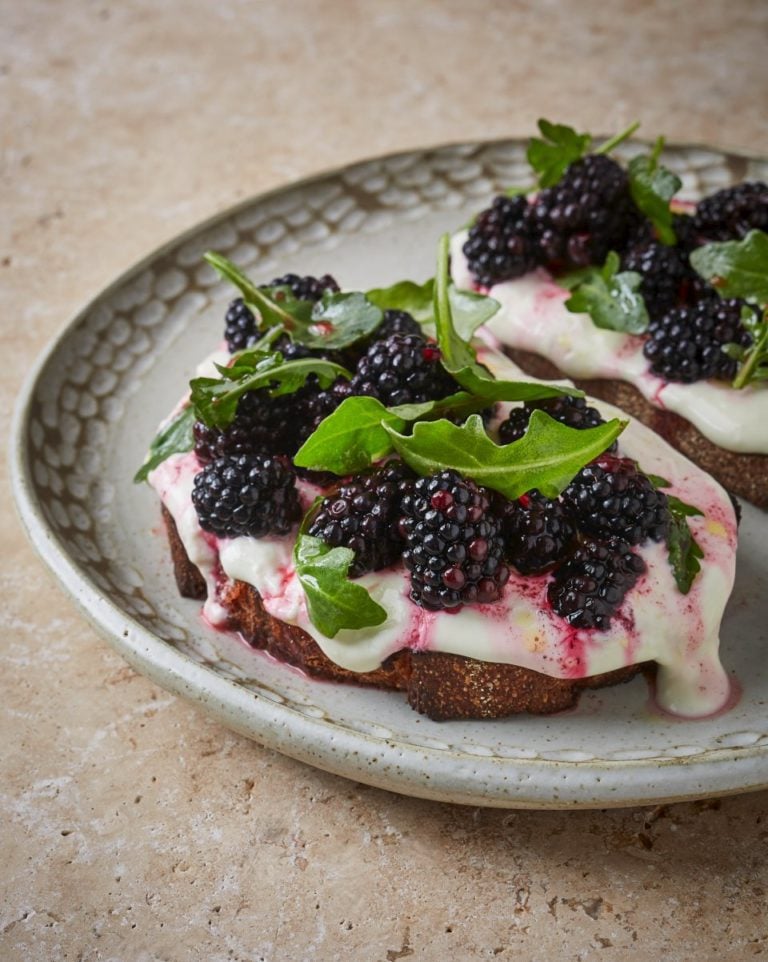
2, 2, 768, 959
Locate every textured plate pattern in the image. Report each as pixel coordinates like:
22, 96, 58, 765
12, 140, 768, 808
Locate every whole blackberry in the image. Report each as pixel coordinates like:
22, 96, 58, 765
562, 455, 669, 545
349, 333, 457, 407
529, 154, 640, 270
693, 182, 768, 242
224, 298, 258, 353
497, 490, 576, 575
463, 194, 540, 287
643, 298, 753, 384
192, 454, 301, 539
268, 272, 340, 302
621, 240, 691, 321
672, 212, 699, 253
548, 536, 647, 630
400, 470, 510, 611
308, 461, 415, 576
194, 390, 291, 463
376, 309, 422, 340
498, 395, 609, 445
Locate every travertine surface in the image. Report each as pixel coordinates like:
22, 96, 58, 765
2, 2, 768, 960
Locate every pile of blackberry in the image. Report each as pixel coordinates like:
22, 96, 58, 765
643, 298, 754, 383
308, 461, 414, 577
400, 471, 510, 610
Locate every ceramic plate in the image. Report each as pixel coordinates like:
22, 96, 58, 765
11, 139, 768, 809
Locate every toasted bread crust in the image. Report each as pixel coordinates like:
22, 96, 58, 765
162, 507, 647, 719
503, 347, 767, 509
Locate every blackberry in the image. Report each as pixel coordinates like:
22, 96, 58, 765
643, 298, 753, 384
621, 240, 691, 320
268, 272, 340, 302
497, 490, 575, 575
224, 298, 258, 353
349, 333, 457, 407
498, 395, 609, 445
308, 461, 415, 576
463, 194, 540, 287
192, 454, 301, 539
376, 309, 422, 340
194, 389, 303, 463
400, 470, 510, 611
548, 536, 647, 630
562, 455, 669, 545
529, 154, 640, 270
693, 182, 768, 242
671, 212, 699, 253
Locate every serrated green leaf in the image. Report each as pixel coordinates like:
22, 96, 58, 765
527, 120, 593, 188
366, 278, 435, 323
689, 230, 768, 304
628, 139, 682, 246
384, 411, 626, 500
294, 534, 387, 638
564, 251, 650, 334
293, 397, 407, 474
190, 355, 351, 429
134, 405, 195, 483
304, 291, 383, 348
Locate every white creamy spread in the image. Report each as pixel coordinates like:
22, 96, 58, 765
451, 232, 768, 455
149, 350, 738, 719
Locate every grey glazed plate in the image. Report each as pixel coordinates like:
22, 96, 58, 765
11, 139, 768, 809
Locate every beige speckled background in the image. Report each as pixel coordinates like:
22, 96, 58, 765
3, 2, 768, 960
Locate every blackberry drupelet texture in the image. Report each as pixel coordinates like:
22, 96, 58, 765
350, 333, 457, 407
562, 455, 669, 545
693, 182, 768, 242
463, 194, 540, 287
529, 154, 640, 270
268, 272, 340, 302
548, 536, 647, 630
400, 470, 510, 611
194, 389, 305, 463
224, 298, 258, 353
643, 298, 754, 384
498, 395, 609, 445
308, 461, 415, 577
498, 490, 576, 575
621, 240, 691, 321
192, 454, 301, 539
376, 309, 422, 340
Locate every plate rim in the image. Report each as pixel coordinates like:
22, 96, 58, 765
10, 136, 768, 809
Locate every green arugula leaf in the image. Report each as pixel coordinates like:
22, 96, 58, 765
649, 477, 705, 594
305, 291, 383, 348
689, 230, 768, 304
134, 405, 195, 483
527, 120, 593, 188
293, 392, 497, 475
366, 278, 435, 324
665, 497, 705, 594
294, 533, 387, 638
190, 354, 350, 429
384, 411, 626, 500
564, 251, 650, 334
206, 251, 383, 349
724, 305, 768, 389
627, 137, 682, 246
293, 397, 407, 475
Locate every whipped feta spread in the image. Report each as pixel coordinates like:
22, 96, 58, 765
451, 232, 768, 455
149, 350, 738, 719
